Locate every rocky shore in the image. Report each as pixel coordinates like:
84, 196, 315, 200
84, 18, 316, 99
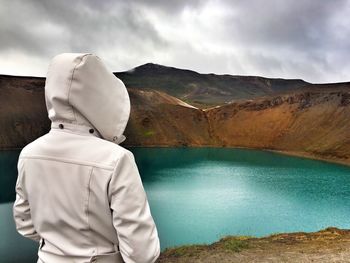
157, 227, 350, 263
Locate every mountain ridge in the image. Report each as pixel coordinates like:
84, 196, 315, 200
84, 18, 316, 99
126, 62, 309, 81
115, 63, 311, 107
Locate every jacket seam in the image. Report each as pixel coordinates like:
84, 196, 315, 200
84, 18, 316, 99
67, 54, 88, 122
85, 167, 96, 254
114, 83, 130, 138
19, 155, 114, 171
107, 152, 125, 203
105, 156, 123, 246
16, 158, 24, 190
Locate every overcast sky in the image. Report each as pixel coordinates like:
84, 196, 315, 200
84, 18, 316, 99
1, 0, 349, 83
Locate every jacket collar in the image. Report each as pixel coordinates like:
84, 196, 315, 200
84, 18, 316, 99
50, 121, 127, 144
50, 121, 102, 139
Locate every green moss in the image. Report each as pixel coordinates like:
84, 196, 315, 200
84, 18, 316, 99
143, 130, 155, 137
163, 244, 206, 257
219, 236, 250, 252
162, 236, 251, 259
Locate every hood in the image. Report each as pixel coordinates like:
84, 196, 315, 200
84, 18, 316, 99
44, 53, 130, 144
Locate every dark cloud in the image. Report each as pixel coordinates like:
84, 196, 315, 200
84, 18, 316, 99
3, 0, 167, 51
127, 0, 207, 13
0, 0, 349, 83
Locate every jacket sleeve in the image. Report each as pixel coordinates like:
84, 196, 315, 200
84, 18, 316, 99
108, 150, 160, 263
13, 158, 41, 242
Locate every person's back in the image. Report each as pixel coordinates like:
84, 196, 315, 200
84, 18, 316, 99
13, 53, 160, 263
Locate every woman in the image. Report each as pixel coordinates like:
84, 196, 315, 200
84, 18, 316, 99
13, 53, 160, 263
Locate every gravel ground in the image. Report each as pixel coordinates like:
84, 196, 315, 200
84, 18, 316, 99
157, 227, 350, 263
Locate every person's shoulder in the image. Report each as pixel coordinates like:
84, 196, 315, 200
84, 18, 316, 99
90, 136, 134, 166
92, 136, 129, 154
19, 133, 50, 158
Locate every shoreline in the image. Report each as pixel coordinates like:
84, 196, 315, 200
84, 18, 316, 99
124, 144, 350, 167
266, 149, 350, 167
2, 144, 350, 167
157, 227, 350, 262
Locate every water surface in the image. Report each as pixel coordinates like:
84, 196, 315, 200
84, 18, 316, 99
1, 147, 350, 261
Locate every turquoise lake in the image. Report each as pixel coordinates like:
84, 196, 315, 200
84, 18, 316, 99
1, 147, 350, 262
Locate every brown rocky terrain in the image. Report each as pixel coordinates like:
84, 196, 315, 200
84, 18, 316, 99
157, 227, 350, 263
124, 88, 212, 147
205, 90, 350, 166
1, 70, 350, 166
0, 75, 49, 149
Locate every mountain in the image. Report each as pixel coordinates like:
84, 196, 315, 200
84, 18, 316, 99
1, 65, 350, 166
115, 63, 309, 107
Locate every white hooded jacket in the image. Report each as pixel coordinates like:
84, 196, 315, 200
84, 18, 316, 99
13, 53, 160, 263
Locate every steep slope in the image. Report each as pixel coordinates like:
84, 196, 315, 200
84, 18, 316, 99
115, 63, 309, 107
205, 91, 350, 165
124, 89, 212, 146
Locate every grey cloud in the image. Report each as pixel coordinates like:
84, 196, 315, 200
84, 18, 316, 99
226, 0, 344, 48
128, 0, 207, 13
218, 0, 350, 81
0, 0, 349, 83
0, 0, 167, 57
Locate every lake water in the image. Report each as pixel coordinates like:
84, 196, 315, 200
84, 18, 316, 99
1, 147, 350, 262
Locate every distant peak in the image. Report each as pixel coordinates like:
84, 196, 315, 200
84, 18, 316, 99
125, 62, 185, 75
119, 63, 165, 74
129, 63, 200, 76
142, 62, 158, 66
136, 62, 167, 69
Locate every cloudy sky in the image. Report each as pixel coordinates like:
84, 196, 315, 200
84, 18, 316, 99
1, 0, 349, 83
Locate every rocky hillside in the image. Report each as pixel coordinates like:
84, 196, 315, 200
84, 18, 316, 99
1, 70, 350, 166
0, 74, 212, 149
205, 90, 350, 165
125, 87, 350, 165
124, 89, 212, 147
0, 75, 49, 149
115, 63, 309, 107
